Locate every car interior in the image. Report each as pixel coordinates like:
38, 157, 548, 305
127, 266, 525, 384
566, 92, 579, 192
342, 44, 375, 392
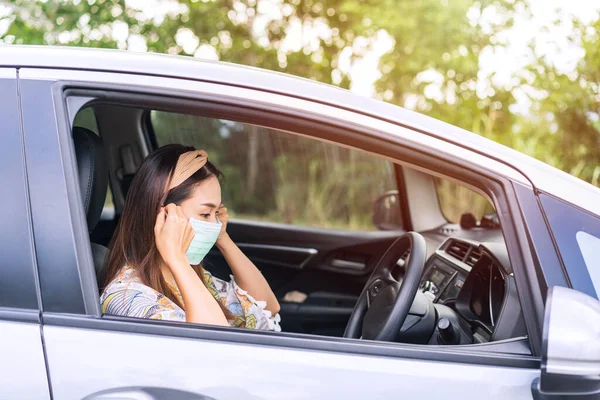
71, 99, 529, 353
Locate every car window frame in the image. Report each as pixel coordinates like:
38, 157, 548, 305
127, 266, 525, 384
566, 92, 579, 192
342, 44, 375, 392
91, 89, 542, 352
69, 86, 542, 353
20, 68, 550, 366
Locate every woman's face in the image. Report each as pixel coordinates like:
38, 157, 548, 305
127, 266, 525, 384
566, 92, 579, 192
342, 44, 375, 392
178, 176, 222, 223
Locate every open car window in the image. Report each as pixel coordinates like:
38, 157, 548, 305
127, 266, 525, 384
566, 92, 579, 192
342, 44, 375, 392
150, 111, 399, 231
65, 92, 526, 354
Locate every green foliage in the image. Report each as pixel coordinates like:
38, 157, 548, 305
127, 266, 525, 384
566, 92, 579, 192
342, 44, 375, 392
518, 17, 600, 185
270, 145, 395, 229
2, 0, 598, 227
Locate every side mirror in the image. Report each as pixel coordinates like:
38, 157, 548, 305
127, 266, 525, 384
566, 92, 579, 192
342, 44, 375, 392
372, 190, 403, 230
532, 286, 600, 399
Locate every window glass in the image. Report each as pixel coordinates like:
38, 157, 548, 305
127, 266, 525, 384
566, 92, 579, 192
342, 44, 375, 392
576, 231, 600, 297
434, 177, 495, 223
73, 107, 99, 135
541, 193, 600, 299
150, 111, 397, 231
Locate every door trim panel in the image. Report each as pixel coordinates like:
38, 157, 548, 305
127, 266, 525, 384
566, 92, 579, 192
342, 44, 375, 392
236, 243, 318, 269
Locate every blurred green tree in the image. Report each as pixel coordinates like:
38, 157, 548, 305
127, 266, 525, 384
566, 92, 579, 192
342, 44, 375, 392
1, 0, 597, 228
519, 17, 600, 185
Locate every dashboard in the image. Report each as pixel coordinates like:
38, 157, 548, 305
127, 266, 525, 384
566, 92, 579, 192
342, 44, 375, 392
464, 257, 505, 327
419, 239, 477, 305
417, 236, 523, 343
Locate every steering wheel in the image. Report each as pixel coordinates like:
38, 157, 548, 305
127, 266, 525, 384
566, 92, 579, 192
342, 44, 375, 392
344, 232, 427, 341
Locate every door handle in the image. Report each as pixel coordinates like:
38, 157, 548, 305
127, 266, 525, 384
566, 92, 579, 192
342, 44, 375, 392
330, 259, 366, 271
83, 387, 216, 400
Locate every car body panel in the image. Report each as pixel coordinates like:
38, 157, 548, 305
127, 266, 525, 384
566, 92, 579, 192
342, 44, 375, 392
0, 319, 51, 399
44, 325, 538, 400
5, 45, 600, 217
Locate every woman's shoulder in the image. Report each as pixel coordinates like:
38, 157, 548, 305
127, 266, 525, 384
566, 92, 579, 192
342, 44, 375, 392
101, 266, 157, 302
111, 265, 139, 283
100, 266, 184, 319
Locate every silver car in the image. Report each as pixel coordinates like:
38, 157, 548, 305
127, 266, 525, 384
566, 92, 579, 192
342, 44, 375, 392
1, 46, 599, 400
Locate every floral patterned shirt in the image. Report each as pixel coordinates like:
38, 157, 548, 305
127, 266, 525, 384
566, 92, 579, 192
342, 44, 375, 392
100, 266, 281, 331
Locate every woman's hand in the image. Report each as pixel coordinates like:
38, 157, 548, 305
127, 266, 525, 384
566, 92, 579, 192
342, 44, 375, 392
154, 203, 195, 268
156, 204, 228, 326
216, 204, 230, 245
214, 203, 280, 314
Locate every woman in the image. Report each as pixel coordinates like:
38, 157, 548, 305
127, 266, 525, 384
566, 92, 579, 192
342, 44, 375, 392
100, 145, 281, 331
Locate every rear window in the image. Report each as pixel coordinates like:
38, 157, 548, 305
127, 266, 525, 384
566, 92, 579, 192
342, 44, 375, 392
541, 194, 600, 299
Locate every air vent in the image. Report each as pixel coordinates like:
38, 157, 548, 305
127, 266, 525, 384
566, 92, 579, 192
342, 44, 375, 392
465, 249, 481, 267
445, 240, 470, 262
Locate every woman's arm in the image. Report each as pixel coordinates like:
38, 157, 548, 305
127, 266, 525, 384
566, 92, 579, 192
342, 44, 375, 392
216, 206, 281, 314
156, 204, 228, 326
168, 256, 229, 325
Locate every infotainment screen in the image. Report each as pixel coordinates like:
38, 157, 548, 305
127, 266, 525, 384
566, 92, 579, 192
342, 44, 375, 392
430, 269, 447, 287
422, 265, 459, 302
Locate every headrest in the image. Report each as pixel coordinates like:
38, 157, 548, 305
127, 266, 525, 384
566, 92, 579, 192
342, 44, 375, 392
73, 127, 108, 232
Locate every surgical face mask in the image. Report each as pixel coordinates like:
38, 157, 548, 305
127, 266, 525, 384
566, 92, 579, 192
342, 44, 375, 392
185, 217, 222, 265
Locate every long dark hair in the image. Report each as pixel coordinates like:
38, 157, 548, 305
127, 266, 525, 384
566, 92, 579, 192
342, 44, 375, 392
105, 144, 232, 318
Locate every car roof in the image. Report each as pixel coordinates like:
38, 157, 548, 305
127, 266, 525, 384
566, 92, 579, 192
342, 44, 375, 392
2, 45, 599, 216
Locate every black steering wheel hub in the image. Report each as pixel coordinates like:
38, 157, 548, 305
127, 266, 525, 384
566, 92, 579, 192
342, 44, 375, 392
367, 279, 386, 303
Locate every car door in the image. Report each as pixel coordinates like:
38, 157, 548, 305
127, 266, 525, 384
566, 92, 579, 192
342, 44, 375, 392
19, 64, 541, 400
0, 69, 51, 399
